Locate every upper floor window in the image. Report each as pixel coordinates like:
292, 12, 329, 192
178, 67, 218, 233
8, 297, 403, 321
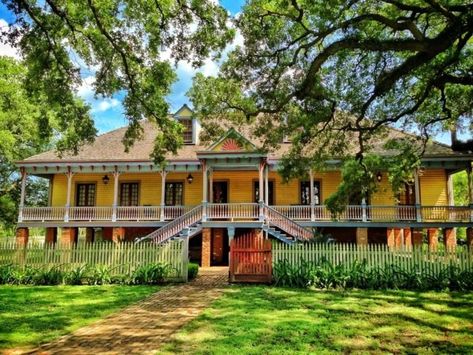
180, 119, 193, 143
165, 182, 184, 205
120, 182, 139, 206
300, 181, 321, 205
76, 183, 96, 207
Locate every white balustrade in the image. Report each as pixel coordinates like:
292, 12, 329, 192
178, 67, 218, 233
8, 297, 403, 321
18, 205, 473, 223
207, 203, 259, 220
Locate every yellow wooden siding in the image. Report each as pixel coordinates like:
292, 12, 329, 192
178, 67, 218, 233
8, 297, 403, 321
371, 172, 396, 205
49, 168, 449, 206
420, 169, 448, 205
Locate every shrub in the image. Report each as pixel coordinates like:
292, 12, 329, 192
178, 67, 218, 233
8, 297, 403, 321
64, 264, 89, 285
273, 258, 473, 291
131, 263, 172, 285
87, 265, 112, 285
0, 264, 15, 284
33, 266, 63, 285
188, 263, 199, 280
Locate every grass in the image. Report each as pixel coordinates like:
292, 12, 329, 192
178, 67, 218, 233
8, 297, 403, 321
161, 286, 473, 354
0, 285, 158, 350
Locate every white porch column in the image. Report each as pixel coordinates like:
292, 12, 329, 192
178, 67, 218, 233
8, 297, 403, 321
112, 170, 120, 222
64, 169, 74, 222
18, 168, 27, 222
160, 170, 167, 221
209, 168, 214, 203
201, 160, 208, 221
258, 159, 265, 221
361, 198, 367, 222
309, 169, 315, 221
414, 169, 421, 222
264, 164, 269, 205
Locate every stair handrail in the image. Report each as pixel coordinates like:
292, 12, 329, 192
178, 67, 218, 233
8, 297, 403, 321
264, 204, 312, 241
135, 204, 203, 244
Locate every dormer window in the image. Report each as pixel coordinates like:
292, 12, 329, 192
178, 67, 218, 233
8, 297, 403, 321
180, 119, 193, 144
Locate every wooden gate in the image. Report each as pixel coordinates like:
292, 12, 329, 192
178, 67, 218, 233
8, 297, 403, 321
229, 232, 272, 283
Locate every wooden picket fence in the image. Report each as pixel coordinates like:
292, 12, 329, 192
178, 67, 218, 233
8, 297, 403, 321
272, 243, 473, 274
0, 240, 187, 281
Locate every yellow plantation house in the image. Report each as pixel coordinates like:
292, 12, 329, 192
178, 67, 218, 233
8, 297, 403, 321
16, 105, 473, 267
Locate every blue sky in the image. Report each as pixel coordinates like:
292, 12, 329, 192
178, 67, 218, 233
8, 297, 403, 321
0, 1, 467, 145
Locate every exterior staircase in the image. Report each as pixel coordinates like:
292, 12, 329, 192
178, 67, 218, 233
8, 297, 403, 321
136, 203, 312, 244
262, 225, 295, 245
135, 205, 203, 244
264, 205, 313, 241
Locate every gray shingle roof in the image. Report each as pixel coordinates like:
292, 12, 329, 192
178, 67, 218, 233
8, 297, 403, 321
21, 119, 467, 164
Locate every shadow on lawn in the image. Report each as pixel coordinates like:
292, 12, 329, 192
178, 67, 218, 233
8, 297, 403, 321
0, 286, 156, 349
165, 286, 473, 354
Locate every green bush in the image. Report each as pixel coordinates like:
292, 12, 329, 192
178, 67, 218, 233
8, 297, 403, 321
33, 266, 63, 285
273, 258, 473, 291
131, 263, 172, 285
188, 263, 199, 280
0, 262, 175, 286
64, 264, 89, 285
87, 265, 112, 285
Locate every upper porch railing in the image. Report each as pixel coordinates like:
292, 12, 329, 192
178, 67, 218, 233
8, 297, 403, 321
19, 204, 472, 223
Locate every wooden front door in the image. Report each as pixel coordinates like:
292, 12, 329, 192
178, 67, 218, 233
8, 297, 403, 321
230, 231, 272, 283
212, 181, 228, 203
211, 228, 228, 266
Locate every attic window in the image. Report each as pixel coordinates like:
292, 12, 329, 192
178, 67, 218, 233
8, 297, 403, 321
180, 119, 193, 143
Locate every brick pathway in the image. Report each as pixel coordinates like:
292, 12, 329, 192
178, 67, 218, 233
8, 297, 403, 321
25, 267, 229, 355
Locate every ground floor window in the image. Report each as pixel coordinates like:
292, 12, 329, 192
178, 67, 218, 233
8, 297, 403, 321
165, 182, 184, 205
300, 181, 321, 205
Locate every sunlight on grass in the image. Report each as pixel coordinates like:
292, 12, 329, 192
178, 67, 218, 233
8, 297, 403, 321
0, 285, 158, 349
160, 286, 473, 354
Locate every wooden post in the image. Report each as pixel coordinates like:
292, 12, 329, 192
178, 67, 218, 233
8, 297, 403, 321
227, 226, 235, 271
160, 170, 167, 221
414, 169, 422, 222
18, 168, 27, 222
64, 169, 74, 222
112, 170, 120, 222
403, 228, 412, 250
309, 169, 315, 221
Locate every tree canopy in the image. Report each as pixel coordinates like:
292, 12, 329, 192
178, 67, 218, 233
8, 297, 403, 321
0, 56, 54, 234
1, 0, 233, 164
189, 0, 473, 204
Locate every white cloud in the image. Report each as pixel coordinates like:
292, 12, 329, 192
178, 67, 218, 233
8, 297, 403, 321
0, 19, 20, 59
93, 98, 120, 112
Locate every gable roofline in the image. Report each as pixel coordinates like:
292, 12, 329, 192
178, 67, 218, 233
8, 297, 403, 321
173, 104, 193, 118
207, 127, 258, 151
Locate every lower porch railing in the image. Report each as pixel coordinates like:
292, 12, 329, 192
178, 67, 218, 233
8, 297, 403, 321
19, 204, 473, 223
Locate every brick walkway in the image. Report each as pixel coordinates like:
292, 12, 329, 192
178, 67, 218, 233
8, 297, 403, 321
27, 267, 229, 355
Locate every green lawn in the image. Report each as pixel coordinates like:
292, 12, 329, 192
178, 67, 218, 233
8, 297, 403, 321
0, 285, 158, 350
161, 286, 473, 354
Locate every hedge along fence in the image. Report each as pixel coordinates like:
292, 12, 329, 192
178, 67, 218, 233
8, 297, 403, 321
272, 242, 473, 274
0, 240, 188, 281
